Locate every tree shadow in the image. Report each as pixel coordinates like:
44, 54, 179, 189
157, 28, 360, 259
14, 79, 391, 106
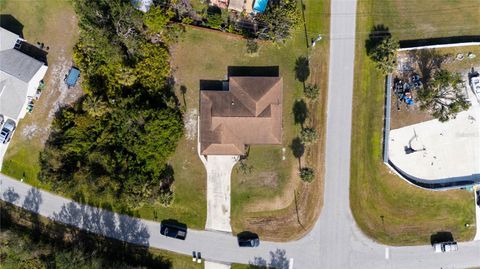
430, 231, 454, 245
365, 24, 391, 56
408, 49, 446, 86
294, 56, 310, 84
290, 137, 305, 169
249, 248, 289, 269
22, 188, 43, 213
0, 14, 24, 37
3, 187, 20, 203
52, 201, 150, 246
292, 99, 308, 127
0, 201, 171, 268
180, 85, 187, 107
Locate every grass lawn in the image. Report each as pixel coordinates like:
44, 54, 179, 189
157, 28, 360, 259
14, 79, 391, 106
350, 0, 478, 245
171, 0, 329, 241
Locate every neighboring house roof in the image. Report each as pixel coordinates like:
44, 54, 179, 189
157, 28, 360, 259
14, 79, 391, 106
200, 75, 283, 155
0, 73, 29, 119
0, 27, 48, 120
228, 0, 244, 11
0, 27, 20, 51
0, 49, 44, 82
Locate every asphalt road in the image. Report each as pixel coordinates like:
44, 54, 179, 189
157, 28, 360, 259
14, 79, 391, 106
1, 0, 479, 268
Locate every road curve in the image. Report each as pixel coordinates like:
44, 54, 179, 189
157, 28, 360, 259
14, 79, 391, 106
1, 0, 479, 268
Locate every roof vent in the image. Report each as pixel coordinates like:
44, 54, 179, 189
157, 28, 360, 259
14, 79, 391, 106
231, 100, 235, 106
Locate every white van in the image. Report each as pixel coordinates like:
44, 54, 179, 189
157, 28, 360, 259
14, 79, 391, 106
433, 241, 458, 253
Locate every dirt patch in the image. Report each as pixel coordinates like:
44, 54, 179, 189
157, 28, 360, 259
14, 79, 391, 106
184, 109, 198, 141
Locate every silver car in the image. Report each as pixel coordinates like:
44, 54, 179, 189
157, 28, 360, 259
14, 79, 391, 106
0, 119, 16, 144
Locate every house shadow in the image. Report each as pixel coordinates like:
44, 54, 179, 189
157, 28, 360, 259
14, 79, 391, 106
0, 14, 24, 37
227, 66, 279, 77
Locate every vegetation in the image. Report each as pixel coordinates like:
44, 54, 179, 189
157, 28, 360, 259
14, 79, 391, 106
365, 28, 399, 74
246, 39, 259, 54
417, 69, 470, 122
351, 0, 476, 245
256, 0, 300, 42
0, 201, 199, 269
304, 84, 320, 101
300, 167, 315, 182
39, 0, 184, 210
300, 127, 318, 145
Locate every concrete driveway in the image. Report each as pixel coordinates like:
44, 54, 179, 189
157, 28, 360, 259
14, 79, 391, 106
202, 155, 239, 233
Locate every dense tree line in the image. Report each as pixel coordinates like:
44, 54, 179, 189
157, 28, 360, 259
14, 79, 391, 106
0, 202, 171, 268
40, 0, 184, 209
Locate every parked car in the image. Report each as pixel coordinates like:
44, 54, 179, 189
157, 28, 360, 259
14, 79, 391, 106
0, 119, 16, 144
433, 241, 458, 253
237, 232, 260, 247
476, 190, 480, 206
160, 223, 187, 240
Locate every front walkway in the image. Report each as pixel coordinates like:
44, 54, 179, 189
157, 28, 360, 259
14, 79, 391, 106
201, 155, 239, 232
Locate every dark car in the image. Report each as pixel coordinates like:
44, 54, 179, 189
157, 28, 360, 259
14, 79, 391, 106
476, 190, 480, 206
0, 119, 16, 144
160, 223, 187, 240
237, 232, 260, 247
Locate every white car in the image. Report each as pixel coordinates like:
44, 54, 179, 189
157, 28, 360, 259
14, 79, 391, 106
0, 119, 16, 144
433, 241, 458, 253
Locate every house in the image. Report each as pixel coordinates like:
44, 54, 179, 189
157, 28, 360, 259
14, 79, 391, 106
0, 27, 48, 121
199, 72, 283, 155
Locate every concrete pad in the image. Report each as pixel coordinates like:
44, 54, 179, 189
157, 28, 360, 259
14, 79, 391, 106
389, 93, 480, 181
204, 261, 231, 269
204, 155, 239, 232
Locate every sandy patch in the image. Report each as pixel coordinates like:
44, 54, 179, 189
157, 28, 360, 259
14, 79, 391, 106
184, 108, 197, 140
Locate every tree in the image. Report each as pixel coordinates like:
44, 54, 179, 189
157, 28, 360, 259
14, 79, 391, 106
246, 39, 259, 54
417, 69, 470, 122
300, 167, 315, 182
300, 127, 318, 145
365, 25, 399, 74
295, 56, 310, 83
256, 0, 300, 42
367, 36, 399, 74
304, 84, 320, 101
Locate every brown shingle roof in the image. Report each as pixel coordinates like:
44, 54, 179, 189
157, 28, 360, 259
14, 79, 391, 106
200, 75, 283, 155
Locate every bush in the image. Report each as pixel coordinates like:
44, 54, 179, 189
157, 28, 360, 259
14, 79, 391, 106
246, 39, 259, 54
304, 84, 320, 101
300, 167, 315, 182
300, 127, 318, 145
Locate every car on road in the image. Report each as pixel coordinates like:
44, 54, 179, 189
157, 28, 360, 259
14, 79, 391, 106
160, 223, 187, 240
237, 232, 260, 247
433, 241, 458, 253
0, 119, 16, 144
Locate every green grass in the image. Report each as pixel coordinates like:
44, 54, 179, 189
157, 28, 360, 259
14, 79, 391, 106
350, 0, 477, 245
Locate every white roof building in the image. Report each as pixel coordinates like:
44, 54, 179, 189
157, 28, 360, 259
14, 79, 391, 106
0, 27, 48, 121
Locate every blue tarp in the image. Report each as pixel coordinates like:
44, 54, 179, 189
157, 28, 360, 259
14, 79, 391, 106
253, 0, 268, 13
66, 67, 80, 87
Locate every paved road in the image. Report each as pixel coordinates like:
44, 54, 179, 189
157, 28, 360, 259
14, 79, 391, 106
1, 0, 479, 268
